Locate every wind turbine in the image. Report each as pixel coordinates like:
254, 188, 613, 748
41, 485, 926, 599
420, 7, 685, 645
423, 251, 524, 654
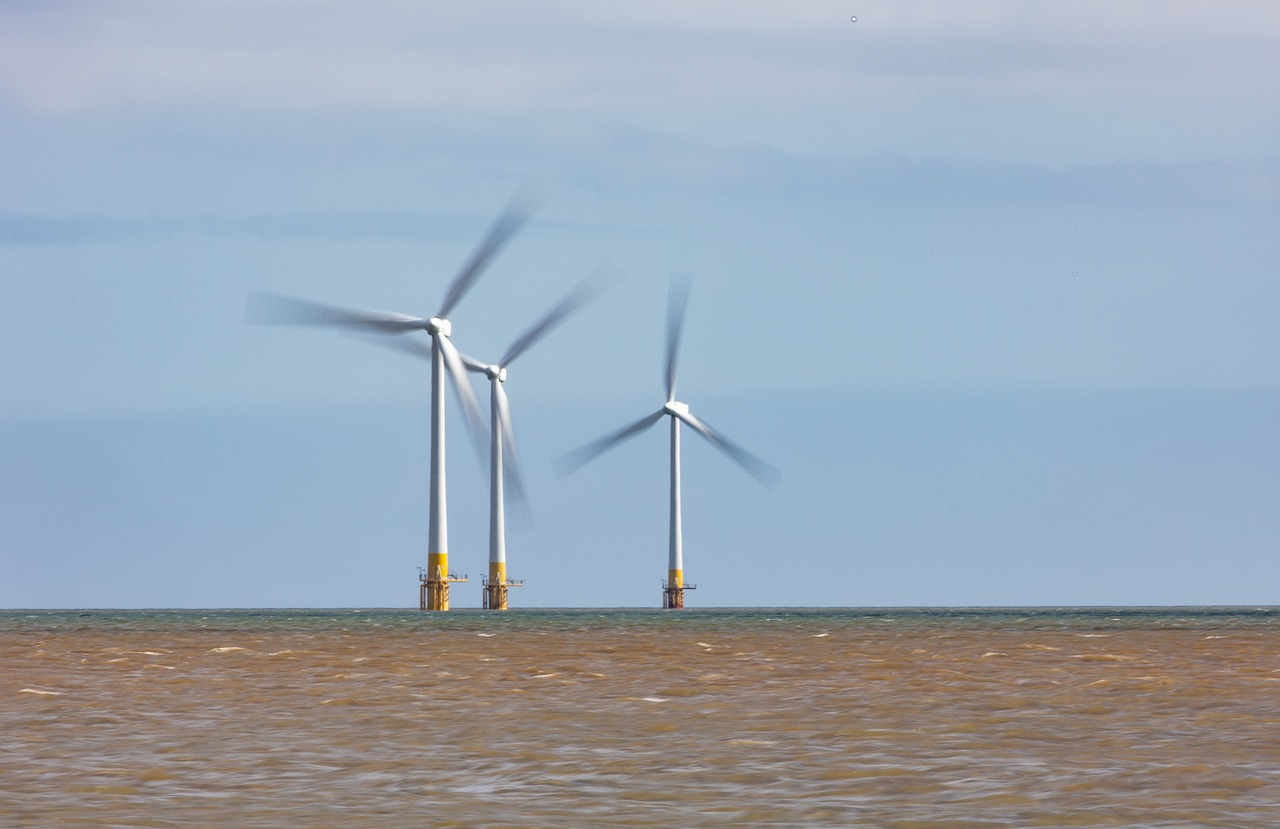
458, 265, 621, 610
558, 275, 779, 608
245, 192, 540, 611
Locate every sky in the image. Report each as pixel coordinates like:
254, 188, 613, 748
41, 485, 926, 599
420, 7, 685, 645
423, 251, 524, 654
2, 0, 1278, 609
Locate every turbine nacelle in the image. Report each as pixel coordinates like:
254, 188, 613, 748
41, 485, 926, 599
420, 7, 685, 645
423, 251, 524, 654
426, 317, 451, 337
485, 365, 507, 382
663, 401, 690, 418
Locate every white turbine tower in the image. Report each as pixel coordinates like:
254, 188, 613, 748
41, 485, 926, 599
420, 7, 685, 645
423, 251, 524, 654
458, 265, 620, 610
559, 275, 779, 608
245, 193, 539, 611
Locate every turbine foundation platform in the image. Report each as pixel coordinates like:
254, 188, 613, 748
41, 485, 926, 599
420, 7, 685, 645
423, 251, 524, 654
662, 579, 697, 609
419, 564, 467, 611
482, 575, 525, 610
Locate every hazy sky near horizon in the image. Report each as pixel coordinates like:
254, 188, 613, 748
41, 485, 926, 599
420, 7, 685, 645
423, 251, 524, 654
3, 1, 1278, 608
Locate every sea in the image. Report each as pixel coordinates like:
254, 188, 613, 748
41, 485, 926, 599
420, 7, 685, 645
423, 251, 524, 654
3, 607, 1278, 828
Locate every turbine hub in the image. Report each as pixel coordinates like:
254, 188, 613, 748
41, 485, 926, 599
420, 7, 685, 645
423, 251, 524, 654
426, 317, 451, 337
486, 365, 506, 382
664, 401, 689, 417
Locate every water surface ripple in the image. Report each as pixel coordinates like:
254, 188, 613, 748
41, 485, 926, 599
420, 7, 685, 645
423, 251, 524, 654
4, 607, 1278, 827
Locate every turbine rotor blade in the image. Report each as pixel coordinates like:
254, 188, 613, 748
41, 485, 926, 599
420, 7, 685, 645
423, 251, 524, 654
665, 274, 693, 402
673, 409, 781, 489
499, 262, 622, 368
556, 410, 666, 479
246, 291, 426, 333
494, 381, 529, 509
456, 350, 490, 373
437, 188, 545, 319
438, 335, 488, 461
354, 332, 433, 362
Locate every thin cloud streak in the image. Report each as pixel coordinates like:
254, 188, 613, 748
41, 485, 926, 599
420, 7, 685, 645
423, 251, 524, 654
2, 2, 1276, 165
3, 152, 1273, 247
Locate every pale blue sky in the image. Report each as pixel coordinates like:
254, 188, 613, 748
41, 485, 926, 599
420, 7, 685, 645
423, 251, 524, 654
2, 1, 1278, 608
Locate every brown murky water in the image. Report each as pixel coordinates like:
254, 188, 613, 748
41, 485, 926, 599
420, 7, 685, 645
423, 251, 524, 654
3, 608, 1279, 827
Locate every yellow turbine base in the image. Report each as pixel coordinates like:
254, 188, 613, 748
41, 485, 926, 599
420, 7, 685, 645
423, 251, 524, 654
663, 569, 685, 609
483, 582, 508, 611
420, 552, 458, 611
482, 562, 521, 610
